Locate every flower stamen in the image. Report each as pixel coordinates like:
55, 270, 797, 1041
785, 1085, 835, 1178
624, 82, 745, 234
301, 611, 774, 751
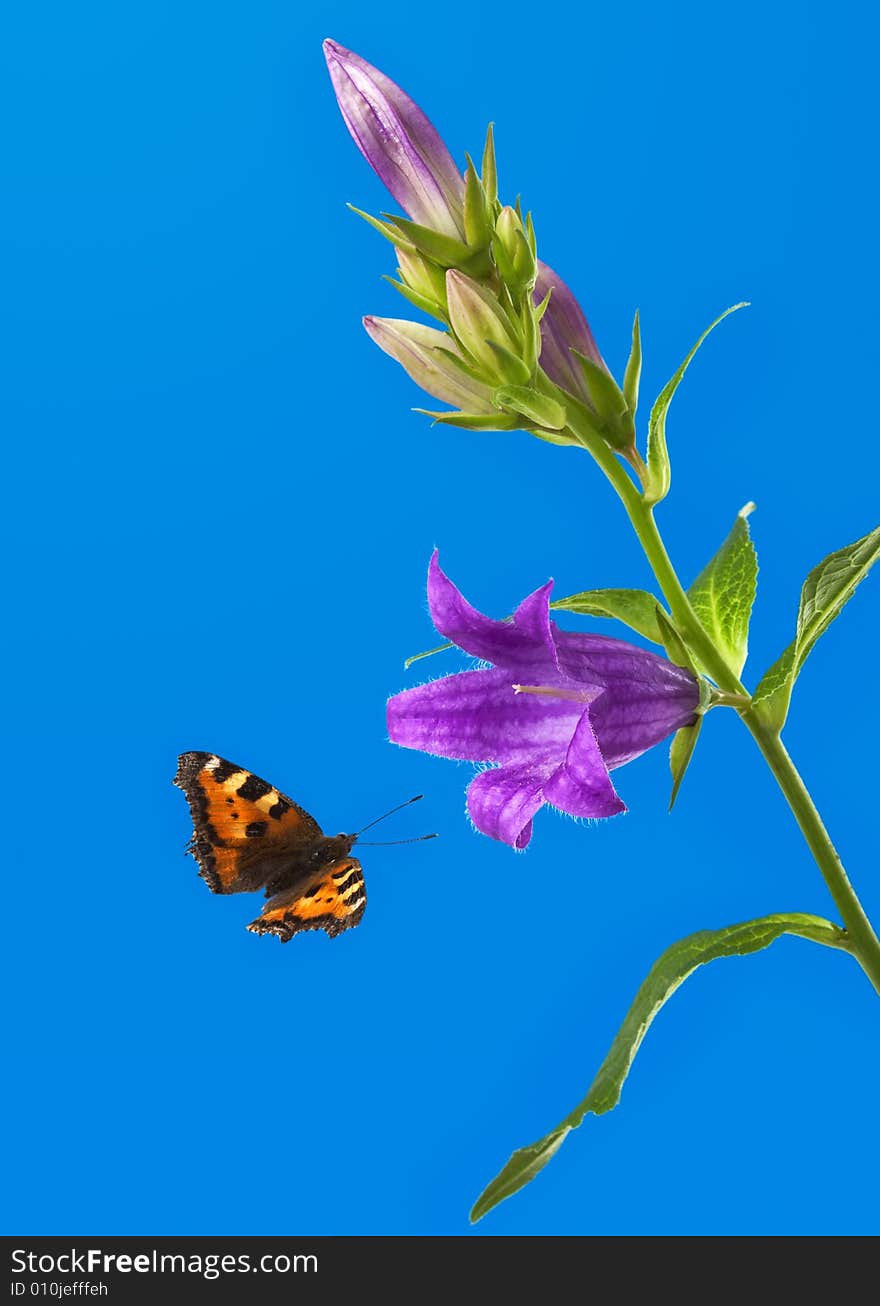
512, 683, 599, 703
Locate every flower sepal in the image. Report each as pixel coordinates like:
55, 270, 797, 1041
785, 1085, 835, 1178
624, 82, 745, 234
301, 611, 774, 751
668, 717, 704, 810
415, 408, 522, 431
384, 275, 444, 323
347, 204, 417, 253
573, 351, 635, 450
654, 605, 699, 677
493, 384, 567, 431
483, 341, 532, 386
382, 213, 476, 271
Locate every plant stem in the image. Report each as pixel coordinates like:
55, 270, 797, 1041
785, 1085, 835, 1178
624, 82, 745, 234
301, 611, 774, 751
742, 726, 880, 994
565, 413, 880, 993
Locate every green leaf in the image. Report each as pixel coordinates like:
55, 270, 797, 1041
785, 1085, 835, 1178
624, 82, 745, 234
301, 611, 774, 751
470, 912, 848, 1223
687, 503, 758, 678
668, 717, 703, 811
752, 525, 880, 732
550, 589, 667, 644
644, 303, 748, 507
622, 309, 641, 415
470, 1129, 571, 1226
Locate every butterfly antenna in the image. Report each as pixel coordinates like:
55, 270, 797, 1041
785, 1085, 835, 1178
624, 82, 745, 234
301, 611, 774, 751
356, 794, 424, 836
359, 833, 438, 846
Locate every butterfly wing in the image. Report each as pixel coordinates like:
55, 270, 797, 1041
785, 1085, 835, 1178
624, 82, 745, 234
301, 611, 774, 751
174, 752, 323, 894
247, 858, 367, 942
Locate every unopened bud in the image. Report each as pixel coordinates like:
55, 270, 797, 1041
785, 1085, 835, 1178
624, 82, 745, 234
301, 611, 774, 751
445, 270, 529, 384
493, 206, 537, 294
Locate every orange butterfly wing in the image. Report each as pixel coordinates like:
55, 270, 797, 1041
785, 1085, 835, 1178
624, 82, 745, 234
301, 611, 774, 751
174, 752, 322, 894
247, 858, 367, 942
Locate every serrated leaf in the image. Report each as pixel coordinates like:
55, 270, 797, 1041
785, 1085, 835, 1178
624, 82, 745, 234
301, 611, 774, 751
688, 504, 758, 678
644, 303, 748, 507
550, 589, 666, 644
752, 525, 880, 732
470, 912, 848, 1223
668, 717, 703, 810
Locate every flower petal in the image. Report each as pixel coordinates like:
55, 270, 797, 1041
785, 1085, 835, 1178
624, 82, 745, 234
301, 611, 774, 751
542, 711, 627, 819
323, 40, 465, 239
427, 553, 560, 674
535, 261, 605, 399
363, 316, 496, 412
553, 629, 700, 766
386, 668, 584, 763
466, 756, 559, 849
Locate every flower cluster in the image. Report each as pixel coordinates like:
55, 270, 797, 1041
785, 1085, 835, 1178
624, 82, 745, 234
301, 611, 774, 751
323, 39, 635, 449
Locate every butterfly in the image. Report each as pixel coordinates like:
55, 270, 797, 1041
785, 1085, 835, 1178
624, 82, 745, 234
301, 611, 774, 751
174, 751, 431, 942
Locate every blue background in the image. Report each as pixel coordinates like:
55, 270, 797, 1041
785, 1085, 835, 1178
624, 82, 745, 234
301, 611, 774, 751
2, 0, 878, 1237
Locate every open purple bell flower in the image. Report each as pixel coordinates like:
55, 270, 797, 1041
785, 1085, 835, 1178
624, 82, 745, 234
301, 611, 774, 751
387, 555, 700, 849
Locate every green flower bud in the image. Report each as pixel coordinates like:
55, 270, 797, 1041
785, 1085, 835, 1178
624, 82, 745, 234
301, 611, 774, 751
396, 248, 449, 317
493, 206, 537, 295
445, 270, 530, 385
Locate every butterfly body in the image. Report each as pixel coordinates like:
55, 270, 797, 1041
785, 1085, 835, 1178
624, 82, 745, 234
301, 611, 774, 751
174, 752, 367, 942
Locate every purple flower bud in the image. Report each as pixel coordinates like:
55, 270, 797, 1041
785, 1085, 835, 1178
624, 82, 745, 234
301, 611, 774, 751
387, 554, 700, 849
534, 261, 607, 401
363, 316, 497, 413
323, 39, 466, 241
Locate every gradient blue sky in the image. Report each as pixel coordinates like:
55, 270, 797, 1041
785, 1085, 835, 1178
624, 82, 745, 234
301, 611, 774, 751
2, 0, 878, 1235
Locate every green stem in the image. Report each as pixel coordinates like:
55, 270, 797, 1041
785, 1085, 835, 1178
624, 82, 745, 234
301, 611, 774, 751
742, 726, 880, 994
564, 409, 880, 994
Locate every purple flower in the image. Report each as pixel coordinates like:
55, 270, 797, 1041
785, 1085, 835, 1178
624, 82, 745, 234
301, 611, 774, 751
323, 39, 465, 240
387, 555, 700, 849
535, 261, 607, 399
